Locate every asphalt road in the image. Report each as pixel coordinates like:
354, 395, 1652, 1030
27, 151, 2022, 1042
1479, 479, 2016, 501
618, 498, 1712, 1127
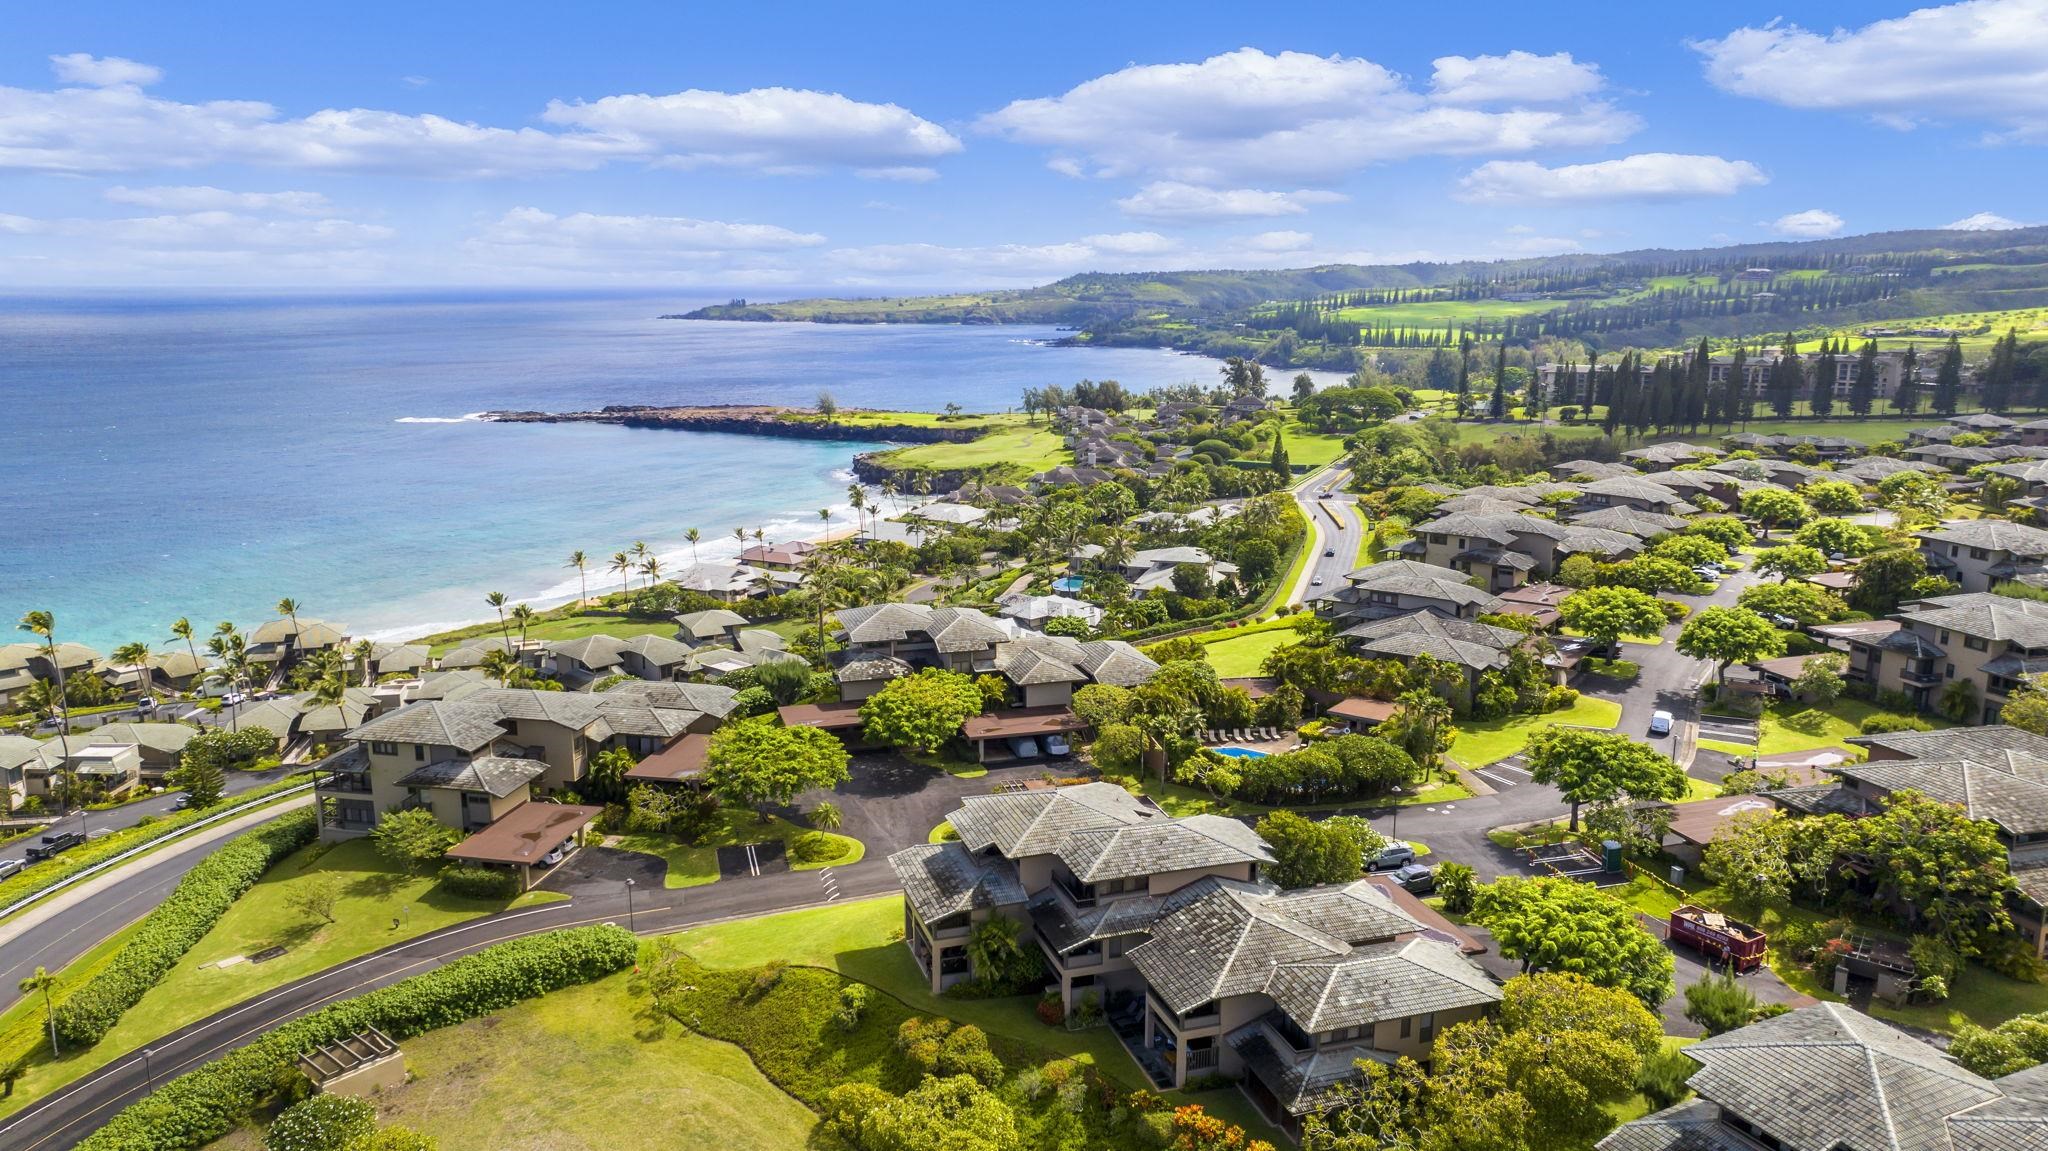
1288, 464, 1358, 607
1, 766, 297, 868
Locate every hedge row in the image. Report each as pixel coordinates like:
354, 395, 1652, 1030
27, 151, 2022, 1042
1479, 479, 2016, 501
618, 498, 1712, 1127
436, 864, 522, 900
76, 925, 638, 1151
53, 810, 319, 1047
0, 774, 314, 915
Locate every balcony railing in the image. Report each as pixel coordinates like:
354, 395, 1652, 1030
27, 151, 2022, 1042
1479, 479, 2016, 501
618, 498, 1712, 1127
317, 775, 373, 795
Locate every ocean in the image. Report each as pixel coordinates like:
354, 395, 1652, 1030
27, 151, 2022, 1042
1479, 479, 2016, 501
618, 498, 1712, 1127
0, 291, 1239, 653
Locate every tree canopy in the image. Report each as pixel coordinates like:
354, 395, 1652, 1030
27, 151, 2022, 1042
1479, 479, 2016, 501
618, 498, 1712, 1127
1524, 728, 1688, 830
859, 668, 986, 753
1556, 586, 1664, 654
705, 718, 852, 810
1676, 606, 1784, 685
1473, 877, 1675, 1008
1256, 811, 1382, 889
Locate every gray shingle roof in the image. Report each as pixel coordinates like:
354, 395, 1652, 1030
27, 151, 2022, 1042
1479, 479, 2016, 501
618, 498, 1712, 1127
1832, 756, 2048, 835
1259, 936, 1502, 1032
1919, 520, 2048, 554
1598, 1099, 1753, 1151
1053, 814, 1272, 882
596, 679, 740, 719
887, 842, 1026, 924
1894, 592, 2048, 647
1127, 878, 1431, 1015
1952, 1064, 2048, 1151
945, 782, 1158, 857
1340, 560, 1499, 608
1679, 1002, 2000, 1151
1340, 610, 1525, 671
395, 754, 547, 797
1851, 724, 2048, 763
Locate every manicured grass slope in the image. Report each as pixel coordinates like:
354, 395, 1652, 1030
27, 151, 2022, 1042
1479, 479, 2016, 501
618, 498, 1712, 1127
612, 811, 862, 889
1449, 696, 1623, 767
205, 972, 818, 1151
0, 839, 560, 1119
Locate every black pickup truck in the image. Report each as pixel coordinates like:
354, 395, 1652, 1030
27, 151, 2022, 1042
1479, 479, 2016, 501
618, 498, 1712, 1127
25, 830, 86, 862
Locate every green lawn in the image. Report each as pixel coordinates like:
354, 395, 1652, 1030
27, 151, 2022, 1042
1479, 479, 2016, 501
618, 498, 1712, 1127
613, 811, 862, 889
1872, 964, 2048, 1033
0, 839, 563, 1119
1695, 698, 1921, 758
416, 608, 680, 654
1274, 417, 1351, 469
1353, 506, 1376, 567
867, 424, 1070, 479
1449, 697, 1623, 767
782, 409, 1024, 431
670, 897, 1281, 1138
204, 971, 817, 1151
1562, 626, 1667, 646
1200, 628, 1303, 677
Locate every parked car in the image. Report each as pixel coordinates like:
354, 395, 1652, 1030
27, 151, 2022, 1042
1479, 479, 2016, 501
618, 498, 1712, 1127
1008, 737, 1040, 760
1765, 613, 1801, 629
0, 858, 23, 880
1391, 862, 1436, 894
135, 697, 157, 715
539, 843, 568, 867
1366, 841, 1417, 871
171, 792, 194, 810
1692, 566, 1722, 581
1043, 734, 1071, 757
26, 830, 86, 862
1649, 710, 1674, 737
1311, 576, 1324, 586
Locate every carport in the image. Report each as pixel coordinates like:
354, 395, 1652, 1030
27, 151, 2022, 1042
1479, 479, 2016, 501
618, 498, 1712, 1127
446, 801, 602, 890
777, 701, 880, 749
961, 707, 1088, 763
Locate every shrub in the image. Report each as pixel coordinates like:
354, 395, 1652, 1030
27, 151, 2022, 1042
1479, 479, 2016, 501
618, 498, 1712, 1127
1637, 1045, 1696, 1110
1542, 686, 1581, 711
788, 831, 850, 866
77, 926, 637, 1151
55, 811, 318, 1047
1683, 970, 1759, 1036
1435, 862, 1477, 915
833, 984, 872, 1032
264, 1094, 375, 1151
1859, 713, 1932, 734
436, 865, 520, 901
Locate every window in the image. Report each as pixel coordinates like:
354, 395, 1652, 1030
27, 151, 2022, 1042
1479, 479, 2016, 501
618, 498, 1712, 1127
1399, 1016, 1412, 1039
503, 719, 518, 734
1940, 631, 1951, 643
413, 744, 426, 761
370, 741, 397, 756
1970, 547, 1990, 561
1966, 636, 1988, 651
1946, 663, 1956, 679
1420, 1012, 1437, 1043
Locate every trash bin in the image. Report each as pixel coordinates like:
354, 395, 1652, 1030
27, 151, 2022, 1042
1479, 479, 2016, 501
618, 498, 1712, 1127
1602, 839, 1623, 872
1669, 865, 1685, 886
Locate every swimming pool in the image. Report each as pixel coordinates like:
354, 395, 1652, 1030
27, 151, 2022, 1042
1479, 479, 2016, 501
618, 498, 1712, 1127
1213, 746, 1269, 759
1051, 576, 1085, 593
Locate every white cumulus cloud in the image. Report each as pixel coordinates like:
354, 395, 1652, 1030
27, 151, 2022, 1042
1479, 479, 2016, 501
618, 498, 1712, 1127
1456, 153, 1768, 203
1246, 230, 1314, 252
103, 185, 335, 214
1945, 211, 2028, 230
0, 63, 958, 177
49, 53, 163, 87
1429, 51, 1605, 104
1691, 0, 2048, 140
539, 87, 961, 172
1116, 182, 1346, 221
978, 47, 1638, 186
474, 207, 825, 253
1770, 209, 1846, 237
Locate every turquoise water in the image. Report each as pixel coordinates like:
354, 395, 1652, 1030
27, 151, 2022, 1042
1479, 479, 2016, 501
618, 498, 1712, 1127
1051, 576, 1086, 593
1213, 746, 1270, 759
0, 292, 1223, 652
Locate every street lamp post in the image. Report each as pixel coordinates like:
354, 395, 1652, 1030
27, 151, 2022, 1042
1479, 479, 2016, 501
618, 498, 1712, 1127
1389, 786, 1404, 843
142, 1047, 154, 1090
625, 877, 637, 933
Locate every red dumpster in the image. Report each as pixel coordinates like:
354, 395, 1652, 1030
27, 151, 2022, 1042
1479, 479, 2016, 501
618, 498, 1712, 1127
1668, 904, 1767, 972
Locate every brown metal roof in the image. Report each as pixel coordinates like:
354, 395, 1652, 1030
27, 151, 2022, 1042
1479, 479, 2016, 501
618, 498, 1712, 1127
447, 801, 601, 866
1362, 875, 1486, 955
1663, 795, 1782, 846
962, 706, 1088, 741
1327, 697, 1399, 724
625, 732, 710, 782
777, 700, 867, 730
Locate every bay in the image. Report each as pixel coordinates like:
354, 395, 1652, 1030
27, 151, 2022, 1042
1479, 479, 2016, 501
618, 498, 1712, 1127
0, 291, 1224, 653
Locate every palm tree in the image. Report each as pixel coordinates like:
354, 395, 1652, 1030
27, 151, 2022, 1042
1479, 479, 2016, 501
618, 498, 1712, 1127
732, 527, 748, 557
510, 603, 536, 647
485, 591, 510, 646
18, 612, 72, 804
685, 528, 701, 564
609, 552, 632, 599
113, 641, 153, 702
275, 598, 301, 640
630, 540, 650, 581
753, 527, 767, 550
641, 556, 664, 588
846, 485, 866, 542
810, 801, 842, 831
207, 624, 249, 731
566, 551, 589, 606
818, 507, 833, 541
18, 966, 59, 1056
169, 617, 201, 687
351, 638, 375, 687
880, 477, 899, 513
309, 670, 348, 719
480, 648, 516, 687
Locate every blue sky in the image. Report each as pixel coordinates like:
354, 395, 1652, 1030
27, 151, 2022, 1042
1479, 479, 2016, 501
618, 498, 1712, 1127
0, 0, 2042, 289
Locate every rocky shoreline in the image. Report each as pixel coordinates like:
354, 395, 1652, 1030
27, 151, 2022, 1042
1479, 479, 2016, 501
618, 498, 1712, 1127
481, 404, 983, 444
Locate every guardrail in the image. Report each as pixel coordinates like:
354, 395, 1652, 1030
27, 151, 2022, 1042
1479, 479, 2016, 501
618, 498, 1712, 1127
0, 781, 316, 922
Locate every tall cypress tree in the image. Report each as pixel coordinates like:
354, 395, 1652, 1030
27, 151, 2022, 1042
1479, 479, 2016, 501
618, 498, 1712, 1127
1730, 345, 1753, 427
1768, 335, 1800, 419
1849, 339, 1878, 417
1982, 328, 2017, 413
1895, 344, 1921, 416
1454, 332, 1473, 419
1490, 341, 1509, 420
1934, 335, 1963, 415
1811, 341, 1837, 420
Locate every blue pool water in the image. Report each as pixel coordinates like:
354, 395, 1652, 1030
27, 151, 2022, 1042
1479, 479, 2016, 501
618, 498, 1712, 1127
1213, 747, 1270, 759
1051, 577, 1085, 593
